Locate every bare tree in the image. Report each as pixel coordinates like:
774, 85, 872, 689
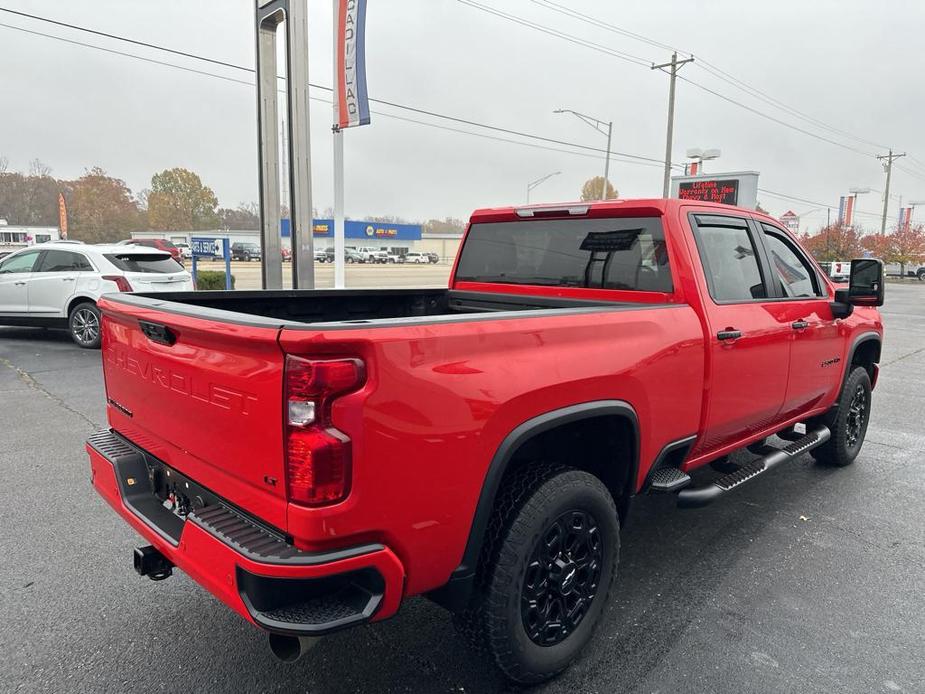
29, 158, 52, 177
0, 155, 8, 175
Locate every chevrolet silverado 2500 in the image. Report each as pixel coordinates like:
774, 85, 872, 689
86, 199, 884, 684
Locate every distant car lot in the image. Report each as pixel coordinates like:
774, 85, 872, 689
0, 282, 922, 693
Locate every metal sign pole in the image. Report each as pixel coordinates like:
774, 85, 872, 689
255, 0, 314, 290
333, 0, 345, 289
255, 1, 284, 290
286, 0, 315, 289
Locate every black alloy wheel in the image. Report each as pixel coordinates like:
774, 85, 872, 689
521, 509, 603, 646
845, 383, 867, 448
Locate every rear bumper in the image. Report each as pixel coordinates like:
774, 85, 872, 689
86, 430, 405, 636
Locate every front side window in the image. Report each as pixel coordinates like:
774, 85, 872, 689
692, 216, 767, 302
455, 217, 672, 292
0, 250, 41, 274
38, 250, 93, 272
760, 225, 822, 298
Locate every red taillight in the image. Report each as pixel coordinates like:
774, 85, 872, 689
284, 356, 365, 506
102, 275, 133, 292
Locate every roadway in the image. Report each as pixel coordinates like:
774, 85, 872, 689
0, 281, 922, 693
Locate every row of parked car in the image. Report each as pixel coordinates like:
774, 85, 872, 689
314, 247, 440, 264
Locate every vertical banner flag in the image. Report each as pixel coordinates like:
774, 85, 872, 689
899, 207, 911, 231
844, 195, 855, 226
838, 196, 846, 224
58, 193, 68, 239
336, 0, 370, 129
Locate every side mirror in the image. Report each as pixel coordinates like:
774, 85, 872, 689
847, 258, 885, 307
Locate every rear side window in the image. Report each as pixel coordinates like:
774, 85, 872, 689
38, 250, 93, 272
692, 216, 767, 302
104, 254, 183, 274
455, 217, 672, 292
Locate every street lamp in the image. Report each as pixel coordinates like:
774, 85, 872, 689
849, 187, 870, 231
908, 200, 925, 228
526, 171, 561, 204
554, 108, 613, 200
685, 147, 721, 175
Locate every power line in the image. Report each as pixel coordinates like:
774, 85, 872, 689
0, 9, 670, 169
459, 1, 884, 159
456, 0, 652, 67
676, 75, 877, 157
527, 0, 888, 151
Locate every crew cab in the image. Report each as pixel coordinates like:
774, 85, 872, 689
86, 199, 884, 684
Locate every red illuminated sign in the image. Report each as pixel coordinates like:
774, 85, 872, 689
677, 179, 739, 205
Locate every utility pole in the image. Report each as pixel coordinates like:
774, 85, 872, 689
652, 52, 695, 198
877, 149, 906, 234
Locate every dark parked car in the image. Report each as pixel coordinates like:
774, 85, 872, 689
426, 252, 439, 264
231, 242, 262, 262
323, 248, 363, 263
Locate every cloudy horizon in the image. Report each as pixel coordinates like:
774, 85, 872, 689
2, 0, 924, 232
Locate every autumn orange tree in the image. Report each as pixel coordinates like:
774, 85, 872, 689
67, 168, 145, 243
800, 222, 862, 262
580, 176, 618, 201
862, 224, 925, 276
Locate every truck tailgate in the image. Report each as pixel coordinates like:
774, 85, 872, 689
98, 296, 289, 530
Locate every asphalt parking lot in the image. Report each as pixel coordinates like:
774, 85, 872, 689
1, 282, 923, 694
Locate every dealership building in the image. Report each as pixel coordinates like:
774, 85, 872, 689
131, 219, 465, 263
0, 221, 61, 250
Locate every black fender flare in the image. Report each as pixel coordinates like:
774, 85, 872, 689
844, 331, 881, 384
429, 400, 639, 611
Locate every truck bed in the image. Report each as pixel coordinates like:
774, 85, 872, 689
106, 288, 643, 327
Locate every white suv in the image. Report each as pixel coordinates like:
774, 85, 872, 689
0, 242, 193, 349
404, 252, 430, 264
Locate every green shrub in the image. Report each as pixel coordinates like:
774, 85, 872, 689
195, 270, 235, 290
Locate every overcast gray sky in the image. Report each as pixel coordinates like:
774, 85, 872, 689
2, 0, 924, 232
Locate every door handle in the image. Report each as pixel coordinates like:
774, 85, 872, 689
717, 329, 742, 341
62, 277, 76, 281
13, 281, 26, 286
791, 320, 809, 330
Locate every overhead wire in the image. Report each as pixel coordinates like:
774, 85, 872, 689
0, 9, 670, 169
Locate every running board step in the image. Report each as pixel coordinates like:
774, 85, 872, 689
648, 467, 692, 493
677, 426, 831, 509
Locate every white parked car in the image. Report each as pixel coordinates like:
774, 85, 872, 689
404, 252, 430, 264
0, 242, 193, 349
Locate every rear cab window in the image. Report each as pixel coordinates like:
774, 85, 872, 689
105, 253, 184, 274
455, 216, 673, 294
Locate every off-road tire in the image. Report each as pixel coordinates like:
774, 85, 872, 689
68, 302, 102, 349
453, 465, 619, 684
810, 366, 872, 466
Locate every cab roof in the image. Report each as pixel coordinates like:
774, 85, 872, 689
469, 198, 780, 226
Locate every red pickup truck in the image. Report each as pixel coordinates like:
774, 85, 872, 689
86, 199, 884, 684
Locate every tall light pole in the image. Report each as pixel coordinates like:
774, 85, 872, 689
526, 171, 561, 204
848, 186, 870, 231
652, 52, 695, 197
554, 109, 613, 200
908, 200, 925, 230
